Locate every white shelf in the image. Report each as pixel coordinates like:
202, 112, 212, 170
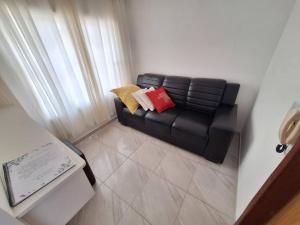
0, 106, 87, 219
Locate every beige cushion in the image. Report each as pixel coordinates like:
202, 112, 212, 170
111, 84, 141, 114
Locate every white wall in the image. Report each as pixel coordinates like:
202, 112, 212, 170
236, 0, 300, 218
125, 0, 295, 129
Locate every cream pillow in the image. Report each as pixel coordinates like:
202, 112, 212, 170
132, 89, 149, 111
142, 87, 155, 111
132, 87, 155, 111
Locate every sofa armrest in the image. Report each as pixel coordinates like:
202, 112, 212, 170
210, 104, 237, 132
114, 97, 126, 125
204, 105, 237, 163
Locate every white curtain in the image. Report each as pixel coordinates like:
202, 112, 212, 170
0, 0, 132, 140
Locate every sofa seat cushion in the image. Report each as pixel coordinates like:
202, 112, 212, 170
172, 111, 212, 138
122, 107, 147, 131
145, 108, 181, 125
123, 107, 147, 118
145, 108, 181, 139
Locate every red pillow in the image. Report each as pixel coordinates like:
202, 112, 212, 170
145, 86, 175, 113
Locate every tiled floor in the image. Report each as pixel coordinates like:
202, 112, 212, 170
68, 120, 239, 225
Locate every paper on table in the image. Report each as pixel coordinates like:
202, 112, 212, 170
3, 142, 75, 206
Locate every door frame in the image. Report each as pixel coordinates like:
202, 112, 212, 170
235, 138, 300, 225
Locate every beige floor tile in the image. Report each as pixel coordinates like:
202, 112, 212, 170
68, 181, 128, 225
174, 146, 205, 163
130, 141, 167, 171
117, 206, 151, 225
105, 159, 152, 204
151, 138, 176, 152
99, 125, 141, 157
89, 145, 127, 182
174, 194, 233, 225
132, 173, 185, 225
188, 164, 236, 218
131, 128, 154, 143
75, 133, 102, 161
156, 151, 197, 191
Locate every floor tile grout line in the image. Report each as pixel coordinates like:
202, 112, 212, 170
102, 142, 131, 158
100, 182, 152, 225
203, 202, 234, 224
107, 165, 188, 225
170, 175, 193, 225
103, 183, 134, 206
127, 158, 190, 194
130, 138, 202, 188
124, 158, 202, 224
128, 157, 161, 174
155, 166, 195, 194
99, 155, 130, 184
103, 182, 155, 225
87, 157, 128, 183
171, 192, 187, 225
86, 142, 132, 183
99, 137, 138, 159
119, 194, 155, 225
127, 145, 205, 193
196, 157, 238, 181
186, 188, 235, 219
171, 160, 201, 225
97, 122, 143, 158
129, 143, 168, 175
76, 132, 130, 160
157, 149, 199, 185
127, 206, 154, 225
103, 160, 154, 206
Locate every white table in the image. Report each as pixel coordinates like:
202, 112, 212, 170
0, 106, 95, 225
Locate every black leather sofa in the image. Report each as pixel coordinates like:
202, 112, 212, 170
114, 73, 240, 163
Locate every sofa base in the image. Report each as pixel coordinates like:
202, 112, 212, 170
119, 118, 210, 161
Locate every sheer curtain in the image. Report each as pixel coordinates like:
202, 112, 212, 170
0, 0, 132, 140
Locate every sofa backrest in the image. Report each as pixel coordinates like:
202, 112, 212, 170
137, 74, 164, 89
136, 73, 239, 114
162, 76, 190, 108
186, 78, 226, 114
222, 83, 240, 106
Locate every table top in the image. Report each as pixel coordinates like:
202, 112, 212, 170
0, 106, 86, 218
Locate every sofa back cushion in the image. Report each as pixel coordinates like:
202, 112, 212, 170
162, 76, 190, 108
186, 78, 226, 115
137, 74, 164, 89
222, 83, 240, 106
137, 74, 239, 114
